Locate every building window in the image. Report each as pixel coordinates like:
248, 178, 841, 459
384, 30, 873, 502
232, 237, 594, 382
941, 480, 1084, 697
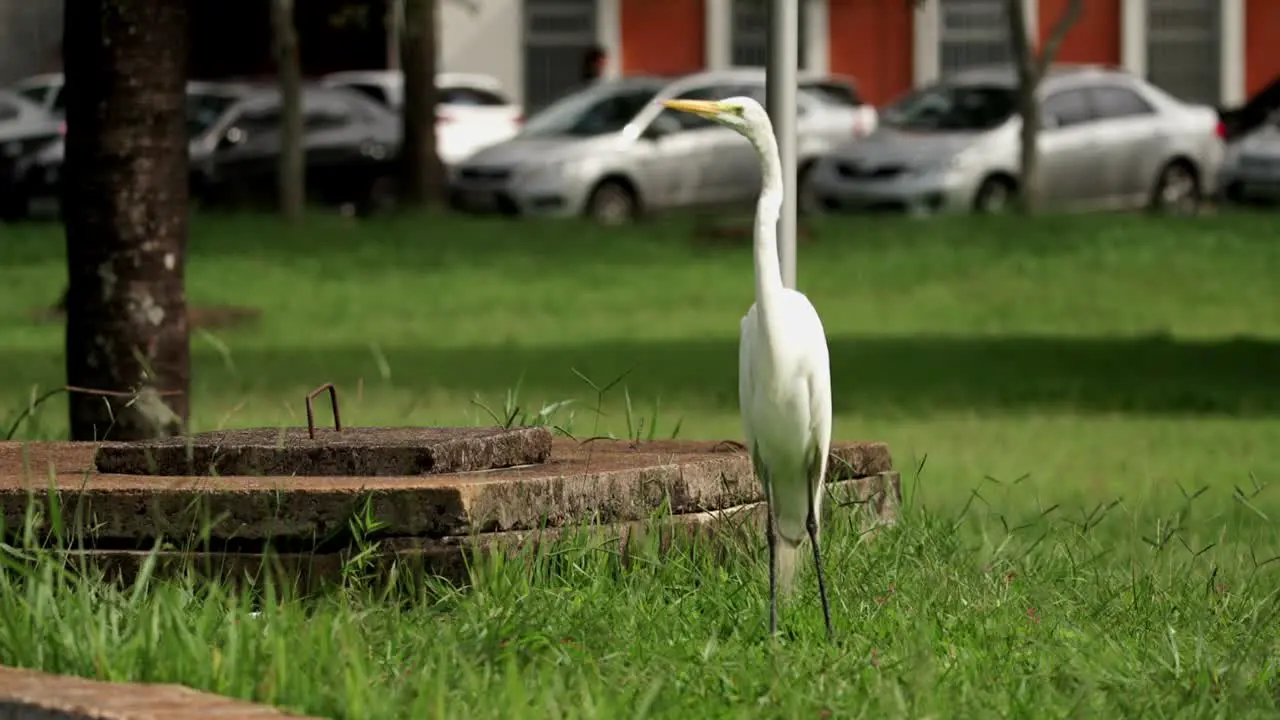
730, 0, 809, 69
938, 0, 1012, 77
1146, 0, 1221, 105
523, 0, 598, 113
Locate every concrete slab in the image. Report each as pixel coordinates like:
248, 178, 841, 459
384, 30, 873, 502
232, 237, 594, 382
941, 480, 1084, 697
0, 664, 320, 719
92, 426, 553, 476
0, 439, 894, 544
62, 472, 901, 588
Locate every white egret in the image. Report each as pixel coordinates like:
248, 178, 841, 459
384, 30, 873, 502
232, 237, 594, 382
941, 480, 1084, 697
660, 96, 834, 640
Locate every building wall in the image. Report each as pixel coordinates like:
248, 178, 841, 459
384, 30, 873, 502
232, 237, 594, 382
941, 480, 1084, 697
1039, 0, 1120, 66
439, 0, 524, 105
827, 0, 913, 106
620, 0, 704, 75
0, 0, 62, 84
4, 0, 1277, 113
1244, 0, 1280, 97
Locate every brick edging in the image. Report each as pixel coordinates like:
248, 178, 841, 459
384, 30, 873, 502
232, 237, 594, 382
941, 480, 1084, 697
0, 665, 323, 719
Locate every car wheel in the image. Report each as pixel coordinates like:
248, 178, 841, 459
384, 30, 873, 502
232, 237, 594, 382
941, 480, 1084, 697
356, 175, 399, 217
585, 180, 638, 225
1149, 160, 1201, 215
973, 175, 1015, 214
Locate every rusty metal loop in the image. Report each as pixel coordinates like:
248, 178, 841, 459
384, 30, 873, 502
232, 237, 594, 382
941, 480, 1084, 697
305, 383, 342, 439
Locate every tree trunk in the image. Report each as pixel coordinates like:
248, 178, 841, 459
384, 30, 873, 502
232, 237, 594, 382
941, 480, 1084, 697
62, 0, 190, 441
1007, 0, 1041, 214
1006, 0, 1083, 214
1014, 76, 1043, 213
272, 0, 305, 221
399, 0, 443, 207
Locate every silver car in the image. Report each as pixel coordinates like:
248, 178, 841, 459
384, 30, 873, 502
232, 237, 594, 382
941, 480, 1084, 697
448, 68, 865, 224
1221, 113, 1280, 204
810, 65, 1225, 215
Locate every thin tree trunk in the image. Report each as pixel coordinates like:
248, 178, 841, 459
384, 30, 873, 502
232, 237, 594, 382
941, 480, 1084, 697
399, 0, 443, 207
272, 0, 305, 221
1006, 0, 1040, 213
1006, 0, 1083, 214
62, 0, 190, 441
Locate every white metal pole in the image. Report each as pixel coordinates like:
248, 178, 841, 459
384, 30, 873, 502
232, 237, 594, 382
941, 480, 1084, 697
766, 0, 799, 289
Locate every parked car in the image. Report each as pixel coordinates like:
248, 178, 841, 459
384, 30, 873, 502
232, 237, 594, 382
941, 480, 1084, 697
1220, 111, 1280, 205
193, 85, 401, 214
320, 70, 522, 166
17, 83, 402, 216
809, 64, 1225, 215
784, 72, 878, 137
1218, 73, 1280, 143
10, 73, 66, 116
11, 72, 262, 122
0, 88, 64, 220
15, 81, 252, 211
447, 68, 867, 224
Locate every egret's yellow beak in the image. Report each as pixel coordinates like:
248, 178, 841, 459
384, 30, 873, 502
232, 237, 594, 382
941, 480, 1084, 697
660, 99, 723, 119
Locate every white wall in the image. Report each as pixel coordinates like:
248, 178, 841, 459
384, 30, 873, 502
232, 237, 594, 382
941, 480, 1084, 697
0, 0, 63, 84
438, 0, 524, 105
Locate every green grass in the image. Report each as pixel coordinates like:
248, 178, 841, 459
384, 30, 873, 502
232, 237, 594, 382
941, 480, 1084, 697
1, 211, 1279, 717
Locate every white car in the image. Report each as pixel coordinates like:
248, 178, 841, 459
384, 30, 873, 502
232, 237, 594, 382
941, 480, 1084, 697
320, 70, 523, 166
11, 73, 67, 115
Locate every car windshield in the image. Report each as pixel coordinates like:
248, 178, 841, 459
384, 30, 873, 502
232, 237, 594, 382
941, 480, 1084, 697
520, 81, 663, 138
14, 84, 48, 106
881, 83, 1017, 131
186, 93, 238, 137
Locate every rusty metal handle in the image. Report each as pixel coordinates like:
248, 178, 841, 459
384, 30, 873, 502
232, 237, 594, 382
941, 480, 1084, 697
305, 383, 342, 439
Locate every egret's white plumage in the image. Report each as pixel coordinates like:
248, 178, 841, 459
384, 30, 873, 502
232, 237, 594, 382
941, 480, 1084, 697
661, 95, 834, 640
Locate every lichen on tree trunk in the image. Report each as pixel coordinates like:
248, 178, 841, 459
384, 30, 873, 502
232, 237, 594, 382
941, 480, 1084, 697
62, 0, 190, 441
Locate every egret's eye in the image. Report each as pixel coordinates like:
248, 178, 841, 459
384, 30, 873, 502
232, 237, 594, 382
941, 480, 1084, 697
732, 106, 746, 117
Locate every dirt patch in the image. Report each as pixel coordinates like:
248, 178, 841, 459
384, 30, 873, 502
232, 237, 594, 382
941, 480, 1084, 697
0, 664, 320, 719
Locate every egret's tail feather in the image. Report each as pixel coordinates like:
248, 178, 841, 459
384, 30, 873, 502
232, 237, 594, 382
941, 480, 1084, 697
776, 537, 804, 597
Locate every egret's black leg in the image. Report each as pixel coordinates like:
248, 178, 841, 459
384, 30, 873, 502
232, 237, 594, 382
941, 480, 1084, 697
766, 496, 780, 639
806, 491, 834, 642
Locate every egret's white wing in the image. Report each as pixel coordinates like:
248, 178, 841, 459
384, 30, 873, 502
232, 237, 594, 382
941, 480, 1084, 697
737, 299, 762, 489
799, 295, 833, 518
738, 305, 761, 484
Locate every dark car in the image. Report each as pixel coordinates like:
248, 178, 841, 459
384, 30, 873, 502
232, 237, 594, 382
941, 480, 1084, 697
0, 89, 63, 220
1218, 73, 1280, 142
195, 84, 401, 214
16, 81, 251, 212
18, 82, 401, 216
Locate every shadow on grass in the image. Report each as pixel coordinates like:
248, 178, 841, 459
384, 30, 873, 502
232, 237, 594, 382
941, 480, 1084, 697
5, 333, 1280, 418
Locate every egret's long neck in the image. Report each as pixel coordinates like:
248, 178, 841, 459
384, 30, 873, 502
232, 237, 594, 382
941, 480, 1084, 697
751, 127, 786, 320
